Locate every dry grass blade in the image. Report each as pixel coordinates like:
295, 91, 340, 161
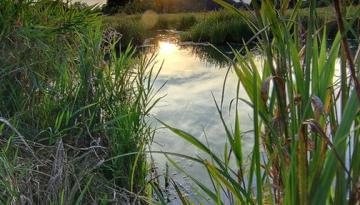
303, 119, 350, 178
0, 117, 39, 162
46, 140, 66, 203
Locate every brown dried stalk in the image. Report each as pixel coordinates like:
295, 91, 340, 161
333, 0, 360, 100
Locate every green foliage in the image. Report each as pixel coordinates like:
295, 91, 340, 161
104, 16, 146, 45
122, 0, 155, 14
103, 6, 354, 45
162, 0, 360, 204
181, 11, 253, 44
0, 0, 159, 203
177, 15, 197, 30
103, 13, 199, 45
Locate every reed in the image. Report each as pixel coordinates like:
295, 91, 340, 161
103, 6, 358, 45
0, 0, 159, 203
102, 13, 200, 46
180, 11, 254, 44
161, 0, 360, 204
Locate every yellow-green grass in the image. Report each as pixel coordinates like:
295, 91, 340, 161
102, 6, 359, 45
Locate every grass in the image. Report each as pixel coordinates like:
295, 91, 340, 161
158, 0, 360, 204
2, 0, 359, 204
0, 0, 160, 203
103, 11, 253, 45
180, 11, 254, 44
102, 12, 201, 46
103, 5, 359, 46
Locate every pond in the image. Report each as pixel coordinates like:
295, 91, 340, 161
142, 31, 258, 203
139, 31, 357, 204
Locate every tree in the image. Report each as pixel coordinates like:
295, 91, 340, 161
107, 0, 132, 8
103, 0, 133, 14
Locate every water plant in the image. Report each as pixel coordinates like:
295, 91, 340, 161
103, 12, 200, 46
104, 6, 354, 45
181, 11, 254, 44
0, 0, 159, 203
161, 0, 360, 204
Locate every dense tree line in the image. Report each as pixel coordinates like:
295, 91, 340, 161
107, 0, 132, 7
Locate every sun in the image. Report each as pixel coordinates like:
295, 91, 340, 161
159, 41, 176, 54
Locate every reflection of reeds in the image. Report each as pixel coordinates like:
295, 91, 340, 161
160, 0, 360, 204
181, 44, 232, 67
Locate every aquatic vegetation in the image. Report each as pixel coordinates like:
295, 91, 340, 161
103, 12, 200, 46
104, 16, 147, 45
181, 11, 253, 44
161, 0, 360, 204
103, 6, 358, 45
0, 0, 159, 203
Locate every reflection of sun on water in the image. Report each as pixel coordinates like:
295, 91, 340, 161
159, 41, 176, 54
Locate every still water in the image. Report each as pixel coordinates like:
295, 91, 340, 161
143, 31, 256, 202
142, 32, 356, 204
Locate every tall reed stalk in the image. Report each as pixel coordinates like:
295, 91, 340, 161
0, 0, 159, 203
161, 0, 360, 204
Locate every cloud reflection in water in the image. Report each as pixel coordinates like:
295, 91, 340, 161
147, 38, 256, 195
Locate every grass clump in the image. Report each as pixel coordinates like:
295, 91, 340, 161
0, 0, 159, 203
181, 11, 253, 44
103, 13, 199, 46
103, 16, 146, 45
103, 6, 359, 45
160, 0, 360, 204
153, 13, 199, 30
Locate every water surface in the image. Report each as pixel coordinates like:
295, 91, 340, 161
144, 31, 255, 202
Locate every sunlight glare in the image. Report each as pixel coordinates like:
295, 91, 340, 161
159, 41, 176, 54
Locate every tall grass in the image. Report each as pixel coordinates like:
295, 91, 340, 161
161, 0, 360, 204
180, 11, 254, 44
104, 6, 358, 46
0, 0, 159, 203
103, 13, 199, 46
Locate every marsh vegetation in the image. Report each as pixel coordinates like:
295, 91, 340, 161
0, 0, 159, 203
1, 0, 360, 204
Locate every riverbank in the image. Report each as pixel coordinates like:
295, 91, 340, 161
103, 5, 359, 46
0, 1, 157, 203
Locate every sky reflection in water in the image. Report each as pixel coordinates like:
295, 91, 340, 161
147, 35, 257, 199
